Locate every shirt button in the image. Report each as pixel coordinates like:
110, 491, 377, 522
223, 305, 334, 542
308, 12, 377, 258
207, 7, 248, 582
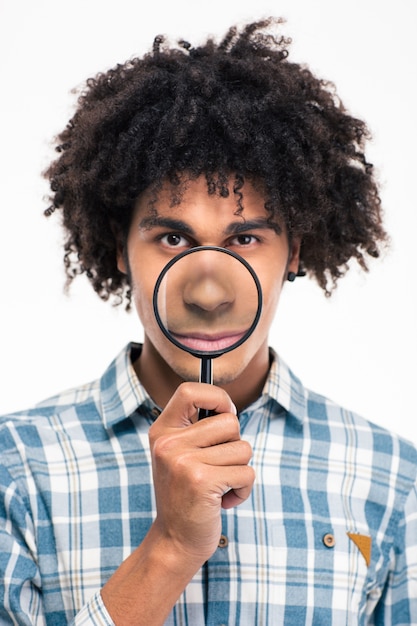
322, 533, 336, 548
218, 534, 228, 548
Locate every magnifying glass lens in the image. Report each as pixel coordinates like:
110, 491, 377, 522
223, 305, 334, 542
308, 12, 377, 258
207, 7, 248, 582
153, 246, 262, 418
154, 247, 261, 358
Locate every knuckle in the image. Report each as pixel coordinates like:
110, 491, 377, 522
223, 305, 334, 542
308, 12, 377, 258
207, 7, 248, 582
248, 465, 256, 483
220, 411, 239, 430
242, 440, 253, 459
176, 381, 197, 403
188, 464, 207, 489
151, 433, 177, 461
152, 437, 194, 475
148, 421, 159, 445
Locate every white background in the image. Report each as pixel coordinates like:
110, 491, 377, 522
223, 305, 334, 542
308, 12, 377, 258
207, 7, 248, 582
0, 0, 416, 443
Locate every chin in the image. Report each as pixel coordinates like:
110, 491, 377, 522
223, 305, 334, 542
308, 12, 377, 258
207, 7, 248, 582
165, 353, 247, 386
212, 362, 251, 386
155, 333, 265, 387
210, 350, 256, 386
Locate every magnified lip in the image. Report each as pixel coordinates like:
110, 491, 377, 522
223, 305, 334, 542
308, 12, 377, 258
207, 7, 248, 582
170, 331, 246, 352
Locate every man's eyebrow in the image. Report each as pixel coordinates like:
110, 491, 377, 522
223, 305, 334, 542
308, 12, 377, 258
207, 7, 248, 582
138, 216, 195, 235
225, 218, 282, 235
138, 215, 282, 235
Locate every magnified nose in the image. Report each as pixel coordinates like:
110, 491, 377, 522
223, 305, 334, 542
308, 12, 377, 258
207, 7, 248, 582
184, 278, 234, 311
183, 251, 235, 312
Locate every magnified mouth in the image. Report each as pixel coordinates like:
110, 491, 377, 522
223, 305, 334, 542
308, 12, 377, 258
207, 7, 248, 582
170, 331, 247, 352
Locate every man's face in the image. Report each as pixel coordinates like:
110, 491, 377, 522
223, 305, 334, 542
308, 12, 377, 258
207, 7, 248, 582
118, 176, 300, 386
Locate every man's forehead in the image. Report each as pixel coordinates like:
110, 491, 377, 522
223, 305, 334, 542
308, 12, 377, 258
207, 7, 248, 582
133, 189, 286, 237
132, 176, 285, 236
134, 177, 273, 223
136, 174, 267, 207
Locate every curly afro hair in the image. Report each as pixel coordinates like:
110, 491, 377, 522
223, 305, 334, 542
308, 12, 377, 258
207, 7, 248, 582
44, 17, 387, 307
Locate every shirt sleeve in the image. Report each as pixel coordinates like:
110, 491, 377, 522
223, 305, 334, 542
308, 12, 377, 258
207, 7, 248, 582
0, 463, 45, 625
71, 592, 115, 626
373, 477, 417, 625
0, 465, 115, 626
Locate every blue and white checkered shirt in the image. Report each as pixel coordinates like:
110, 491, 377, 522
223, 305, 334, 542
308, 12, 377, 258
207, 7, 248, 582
0, 343, 416, 625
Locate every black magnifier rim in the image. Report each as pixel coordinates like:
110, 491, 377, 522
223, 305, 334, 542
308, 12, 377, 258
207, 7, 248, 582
153, 245, 263, 359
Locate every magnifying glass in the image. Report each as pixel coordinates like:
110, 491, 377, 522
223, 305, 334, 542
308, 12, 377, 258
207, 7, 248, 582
153, 246, 262, 418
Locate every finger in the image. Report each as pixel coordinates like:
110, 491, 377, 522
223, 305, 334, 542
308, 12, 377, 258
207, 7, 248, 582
150, 412, 242, 467
222, 485, 254, 509
198, 438, 253, 465
151, 382, 237, 431
154, 436, 252, 482
221, 465, 256, 509
201, 464, 255, 508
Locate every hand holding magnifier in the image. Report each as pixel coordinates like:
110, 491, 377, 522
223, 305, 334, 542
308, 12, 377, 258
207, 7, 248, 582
153, 246, 262, 418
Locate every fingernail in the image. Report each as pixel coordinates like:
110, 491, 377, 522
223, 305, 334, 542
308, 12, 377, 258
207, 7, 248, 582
231, 402, 237, 415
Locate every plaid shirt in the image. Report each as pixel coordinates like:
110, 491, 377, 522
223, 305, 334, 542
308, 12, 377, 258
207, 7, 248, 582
0, 343, 416, 625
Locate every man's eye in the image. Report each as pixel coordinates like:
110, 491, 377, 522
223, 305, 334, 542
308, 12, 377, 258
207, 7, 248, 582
160, 233, 189, 247
232, 234, 258, 246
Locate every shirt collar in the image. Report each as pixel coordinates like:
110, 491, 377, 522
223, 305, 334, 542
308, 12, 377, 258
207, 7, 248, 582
99, 343, 307, 429
260, 349, 307, 425
99, 342, 154, 429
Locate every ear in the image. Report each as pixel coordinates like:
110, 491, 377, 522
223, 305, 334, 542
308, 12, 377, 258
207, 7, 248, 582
116, 233, 128, 275
287, 237, 301, 275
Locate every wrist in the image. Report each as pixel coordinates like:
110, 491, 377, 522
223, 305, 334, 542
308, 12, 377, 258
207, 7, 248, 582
101, 521, 204, 625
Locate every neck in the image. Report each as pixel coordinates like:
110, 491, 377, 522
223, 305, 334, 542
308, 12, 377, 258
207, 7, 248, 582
133, 338, 271, 413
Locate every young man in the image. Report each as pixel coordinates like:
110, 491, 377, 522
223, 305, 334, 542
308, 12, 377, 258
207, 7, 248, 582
1, 18, 416, 625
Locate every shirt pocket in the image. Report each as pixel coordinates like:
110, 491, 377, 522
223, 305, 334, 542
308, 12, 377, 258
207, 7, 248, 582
268, 519, 371, 621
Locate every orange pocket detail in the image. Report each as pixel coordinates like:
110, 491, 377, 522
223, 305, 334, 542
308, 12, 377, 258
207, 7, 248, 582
347, 532, 372, 567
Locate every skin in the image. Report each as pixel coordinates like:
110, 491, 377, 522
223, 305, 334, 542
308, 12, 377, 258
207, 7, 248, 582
100, 176, 300, 624
119, 175, 300, 411
155, 248, 259, 355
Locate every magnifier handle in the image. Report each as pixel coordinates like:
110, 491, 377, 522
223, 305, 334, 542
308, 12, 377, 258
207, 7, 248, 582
198, 357, 215, 419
